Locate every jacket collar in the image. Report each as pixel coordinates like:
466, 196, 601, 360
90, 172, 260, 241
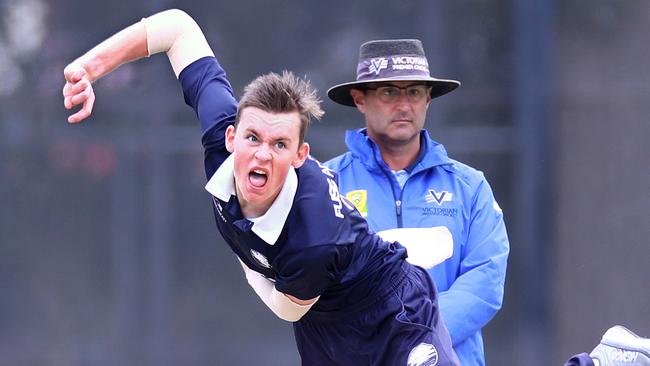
344, 128, 452, 173
204, 154, 297, 245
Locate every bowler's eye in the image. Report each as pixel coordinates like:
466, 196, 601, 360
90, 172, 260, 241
247, 135, 258, 143
275, 141, 286, 149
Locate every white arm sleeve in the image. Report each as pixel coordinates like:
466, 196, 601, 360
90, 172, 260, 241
141, 9, 214, 77
376, 226, 454, 269
238, 260, 318, 322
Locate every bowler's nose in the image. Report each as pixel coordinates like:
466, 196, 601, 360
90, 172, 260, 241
254, 146, 271, 161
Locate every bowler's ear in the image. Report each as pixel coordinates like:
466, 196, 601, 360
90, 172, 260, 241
350, 89, 366, 113
225, 125, 236, 153
292, 142, 310, 168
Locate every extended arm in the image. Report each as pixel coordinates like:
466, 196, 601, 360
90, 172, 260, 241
62, 9, 213, 123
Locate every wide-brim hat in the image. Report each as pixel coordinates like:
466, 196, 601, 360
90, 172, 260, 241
327, 39, 460, 107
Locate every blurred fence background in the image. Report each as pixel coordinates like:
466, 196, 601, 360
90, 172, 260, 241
1, 0, 649, 365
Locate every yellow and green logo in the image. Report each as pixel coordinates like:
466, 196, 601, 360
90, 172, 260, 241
346, 190, 368, 217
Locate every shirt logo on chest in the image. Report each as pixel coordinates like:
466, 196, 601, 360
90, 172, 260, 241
250, 249, 271, 269
425, 189, 453, 206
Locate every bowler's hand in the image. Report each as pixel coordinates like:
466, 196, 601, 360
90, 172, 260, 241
63, 63, 95, 123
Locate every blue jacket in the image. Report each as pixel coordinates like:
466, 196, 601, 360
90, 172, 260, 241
325, 129, 510, 366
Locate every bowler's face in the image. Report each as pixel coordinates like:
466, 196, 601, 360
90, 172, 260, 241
225, 107, 308, 218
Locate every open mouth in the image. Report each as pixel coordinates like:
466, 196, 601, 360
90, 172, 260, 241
249, 169, 268, 188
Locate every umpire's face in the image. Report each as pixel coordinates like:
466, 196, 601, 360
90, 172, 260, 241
225, 106, 309, 218
350, 81, 432, 149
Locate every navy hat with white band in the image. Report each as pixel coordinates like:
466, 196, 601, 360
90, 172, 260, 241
327, 39, 460, 107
